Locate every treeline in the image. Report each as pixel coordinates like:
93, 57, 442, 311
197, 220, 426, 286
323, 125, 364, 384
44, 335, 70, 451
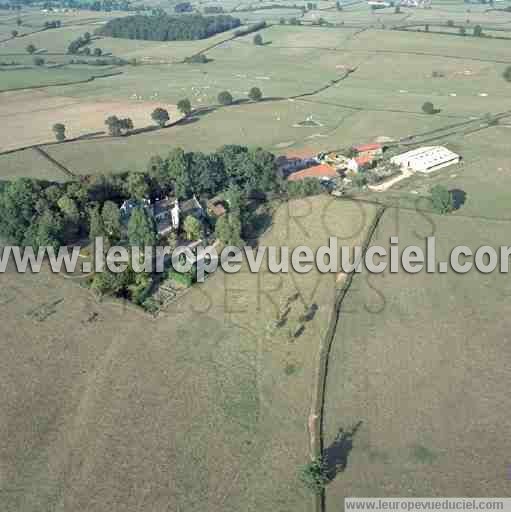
97, 14, 241, 41
44, 0, 137, 11
233, 21, 266, 37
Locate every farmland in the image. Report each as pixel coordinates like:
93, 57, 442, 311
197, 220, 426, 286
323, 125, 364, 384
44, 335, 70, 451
0, 196, 377, 512
1, 1, 511, 510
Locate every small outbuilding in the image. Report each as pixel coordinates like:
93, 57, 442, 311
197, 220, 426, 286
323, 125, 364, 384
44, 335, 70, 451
391, 146, 460, 174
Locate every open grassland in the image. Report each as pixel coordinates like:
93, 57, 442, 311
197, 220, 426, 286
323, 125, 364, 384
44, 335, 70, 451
0, 196, 376, 512
323, 207, 511, 505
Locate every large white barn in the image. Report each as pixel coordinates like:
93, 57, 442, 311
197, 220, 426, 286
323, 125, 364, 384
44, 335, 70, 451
391, 146, 460, 174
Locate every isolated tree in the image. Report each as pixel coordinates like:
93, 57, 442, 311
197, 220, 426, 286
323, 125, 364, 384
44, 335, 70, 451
83, 47, 91, 56
447, 19, 454, 27
127, 206, 156, 247
33, 56, 45, 66
214, 212, 243, 247
459, 26, 466, 36
151, 107, 170, 128
93, 47, 102, 57
26, 44, 37, 54
16, 17, 22, 26
473, 24, 483, 37
105, 115, 122, 136
299, 458, 328, 495
253, 33, 263, 45
218, 90, 233, 106
83, 31, 91, 43
11, 30, 18, 38
394, 5, 401, 13
177, 98, 192, 116
422, 101, 436, 114
183, 215, 202, 241
279, 17, 286, 24
119, 117, 133, 133
52, 123, 66, 141
248, 86, 263, 102
503, 65, 511, 82
431, 185, 454, 214
425, 24, 429, 32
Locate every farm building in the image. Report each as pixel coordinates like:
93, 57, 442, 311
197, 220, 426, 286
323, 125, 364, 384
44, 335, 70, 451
287, 164, 338, 181
352, 143, 384, 158
391, 146, 460, 173
277, 150, 319, 176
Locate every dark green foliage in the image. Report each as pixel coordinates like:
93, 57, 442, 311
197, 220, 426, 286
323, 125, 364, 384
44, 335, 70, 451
151, 107, 170, 128
98, 14, 241, 41
169, 270, 193, 288
217, 90, 233, 105
67, 32, 92, 54
446, 19, 454, 27
204, 5, 223, 13
127, 206, 157, 247
299, 458, 328, 494
253, 33, 263, 45
33, 56, 45, 66
504, 65, 511, 82
93, 47, 102, 57
105, 115, 133, 136
184, 53, 209, 63
26, 43, 36, 54
248, 86, 263, 102
473, 24, 483, 37
431, 185, 454, 214
177, 98, 192, 115
44, 20, 61, 29
11, 30, 18, 37
422, 101, 436, 114
52, 123, 66, 141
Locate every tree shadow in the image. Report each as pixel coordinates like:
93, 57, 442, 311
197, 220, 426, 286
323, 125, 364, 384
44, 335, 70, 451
449, 188, 467, 210
322, 421, 362, 482
262, 40, 272, 45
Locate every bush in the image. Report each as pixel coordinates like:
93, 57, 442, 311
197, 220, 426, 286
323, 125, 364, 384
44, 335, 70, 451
248, 86, 263, 102
218, 90, 233, 105
169, 270, 193, 288
422, 101, 436, 114
503, 65, 511, 82
287, 178, 323, 198
431, 185, 454, 214
253, 33, 263, 45
299, 458, 328, 495
447, 19, 454, 27
33, 56, 45, 66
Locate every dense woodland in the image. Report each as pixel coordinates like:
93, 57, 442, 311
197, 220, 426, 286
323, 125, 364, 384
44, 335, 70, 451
97, 13, 241, 41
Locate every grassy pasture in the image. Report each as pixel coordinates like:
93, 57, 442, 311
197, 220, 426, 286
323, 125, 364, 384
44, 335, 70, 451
323, 208, 511, 503
0, 196, 376, 512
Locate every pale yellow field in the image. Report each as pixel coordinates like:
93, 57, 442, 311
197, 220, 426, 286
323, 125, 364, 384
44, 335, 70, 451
0, 90, 181, 151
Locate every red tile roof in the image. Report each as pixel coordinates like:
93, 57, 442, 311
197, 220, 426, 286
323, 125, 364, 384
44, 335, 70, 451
353, 143, 382, 152
284, 148, 317, 160
354, 155, 374, 166
287, 164, 338, 181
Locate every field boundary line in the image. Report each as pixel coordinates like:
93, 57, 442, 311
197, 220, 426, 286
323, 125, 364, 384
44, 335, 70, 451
308, 204, 386, 512
0, 70, 123, 94
33, 146, 77, 179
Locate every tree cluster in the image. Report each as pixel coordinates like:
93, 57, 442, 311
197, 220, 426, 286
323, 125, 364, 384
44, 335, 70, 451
105, 115, 134, 136
98, 14, 241, 41
44, 20, 61, 29
67, 31, 92, 54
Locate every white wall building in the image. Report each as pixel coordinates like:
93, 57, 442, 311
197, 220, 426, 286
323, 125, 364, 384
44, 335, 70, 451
391, 146, 460, 174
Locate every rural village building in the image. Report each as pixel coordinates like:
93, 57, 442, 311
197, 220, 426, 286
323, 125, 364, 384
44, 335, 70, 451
352, 143, 383, 159
276, 150, 319, 176
391, 146, 460, 174
286, 163, 338, 181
